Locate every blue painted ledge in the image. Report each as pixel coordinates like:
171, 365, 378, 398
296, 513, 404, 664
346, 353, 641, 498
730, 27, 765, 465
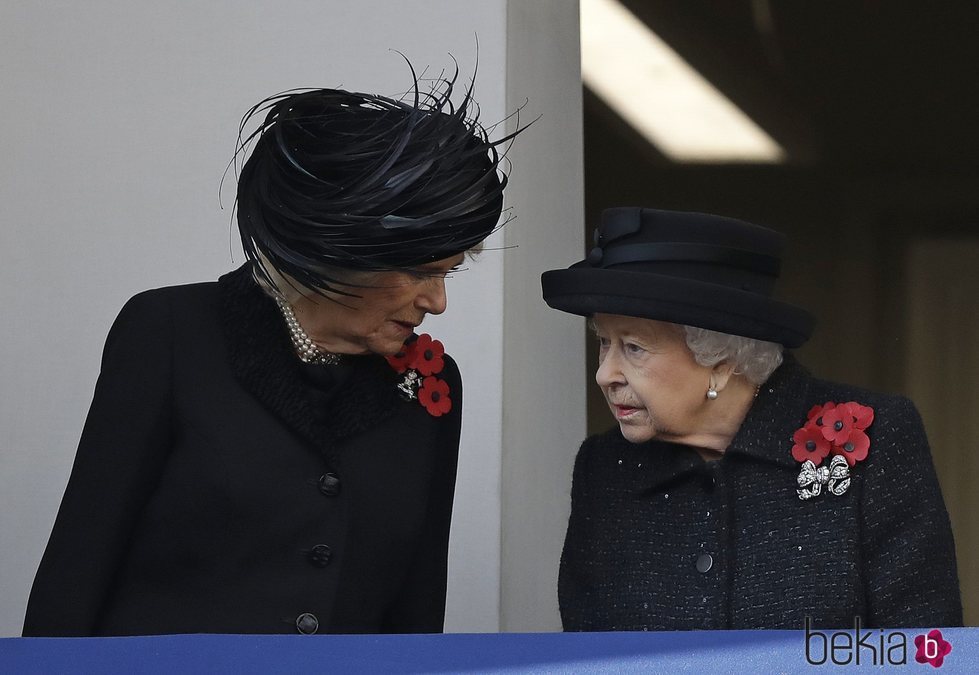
2, 627, 976, 673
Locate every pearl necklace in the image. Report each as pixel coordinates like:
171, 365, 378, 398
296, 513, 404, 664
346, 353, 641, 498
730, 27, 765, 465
274, 297, 341, 365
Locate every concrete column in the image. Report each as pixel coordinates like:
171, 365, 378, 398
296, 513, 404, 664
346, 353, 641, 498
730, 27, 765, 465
500, 1, 586, 631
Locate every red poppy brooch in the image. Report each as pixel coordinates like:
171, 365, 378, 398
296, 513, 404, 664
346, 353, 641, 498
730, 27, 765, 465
792, 401, 874, 500
385, 334, 452, 417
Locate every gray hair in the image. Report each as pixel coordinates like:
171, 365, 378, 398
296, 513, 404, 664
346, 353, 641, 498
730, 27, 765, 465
682, 326, 783, 385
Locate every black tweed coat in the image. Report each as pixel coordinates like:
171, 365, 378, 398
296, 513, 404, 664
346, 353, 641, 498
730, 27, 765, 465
559, 356, 962, 630
24, 265, 462, 636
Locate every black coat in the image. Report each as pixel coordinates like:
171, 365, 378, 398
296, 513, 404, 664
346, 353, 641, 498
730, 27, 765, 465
559, 356, 962, 630
23, 265, 463, 636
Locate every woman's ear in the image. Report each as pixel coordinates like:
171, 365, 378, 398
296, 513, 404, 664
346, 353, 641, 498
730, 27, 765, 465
710, 361, 737, 393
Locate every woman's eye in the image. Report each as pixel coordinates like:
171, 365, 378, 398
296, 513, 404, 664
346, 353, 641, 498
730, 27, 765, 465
596, 336, 610, 349
625, 342, 645, 355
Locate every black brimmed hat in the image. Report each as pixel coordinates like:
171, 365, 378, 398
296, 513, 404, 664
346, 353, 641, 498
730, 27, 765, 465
540, 207, 815, 348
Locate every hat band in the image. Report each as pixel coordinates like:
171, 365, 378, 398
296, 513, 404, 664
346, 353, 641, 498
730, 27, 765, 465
594, 242, 781, 276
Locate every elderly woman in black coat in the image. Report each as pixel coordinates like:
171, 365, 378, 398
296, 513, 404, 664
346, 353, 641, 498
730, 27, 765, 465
541, 207, 962, 630
24, 70, 516, 636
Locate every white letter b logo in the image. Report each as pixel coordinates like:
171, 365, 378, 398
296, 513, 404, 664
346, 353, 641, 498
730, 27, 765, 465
924, 635, 939, 660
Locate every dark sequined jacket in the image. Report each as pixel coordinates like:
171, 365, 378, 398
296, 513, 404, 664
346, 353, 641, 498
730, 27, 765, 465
24, 265, 462, 636
559, 356, 962, 630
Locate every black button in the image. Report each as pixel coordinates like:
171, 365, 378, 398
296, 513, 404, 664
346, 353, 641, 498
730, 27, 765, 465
296, 612, 319, 634
309, 544, 333, 567
318, 473, 341, 496
696, 553, 713, 573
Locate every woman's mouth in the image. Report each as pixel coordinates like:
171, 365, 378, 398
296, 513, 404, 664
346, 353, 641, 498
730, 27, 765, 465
613, 404, 641, 419
392, 320, 417, 335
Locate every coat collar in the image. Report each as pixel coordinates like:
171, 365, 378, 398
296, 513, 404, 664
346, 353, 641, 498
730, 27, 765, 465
218, 264, 403, 460
725, 353, 812, 471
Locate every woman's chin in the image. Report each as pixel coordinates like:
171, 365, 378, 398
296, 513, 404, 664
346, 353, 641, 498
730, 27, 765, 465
367, 337, 412, 357
617, 422, 655, 444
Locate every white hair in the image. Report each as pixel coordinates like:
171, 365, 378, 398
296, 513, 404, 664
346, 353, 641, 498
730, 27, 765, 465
682, 325, 783, 385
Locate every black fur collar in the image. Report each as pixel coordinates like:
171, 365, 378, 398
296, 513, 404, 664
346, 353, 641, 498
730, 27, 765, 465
218, 264, 403, 466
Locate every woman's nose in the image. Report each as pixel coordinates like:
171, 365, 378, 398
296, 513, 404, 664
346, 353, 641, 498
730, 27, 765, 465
415, 277, 447, 315
595, 347, 624, 388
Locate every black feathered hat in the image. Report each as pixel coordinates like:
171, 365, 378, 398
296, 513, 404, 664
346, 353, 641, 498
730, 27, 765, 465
233, 64, 519, 294
540, 207, 815, 348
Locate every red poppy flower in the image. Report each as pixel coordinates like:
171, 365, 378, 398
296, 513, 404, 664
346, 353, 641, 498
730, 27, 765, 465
385, 347, 415, 374
841, 401, 874, 430
792, 400, 875, 479
418, 376, 452, 417
806, 401, 836, 426
819, 406, 854, 445
831, 428, 870, 466
385, 335, 421, 373
412, 334, 445, 376
791, 423, 831, 464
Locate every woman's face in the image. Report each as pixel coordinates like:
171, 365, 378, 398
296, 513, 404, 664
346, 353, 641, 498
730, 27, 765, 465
291, 254, 465, 356
593, 313, 715, 445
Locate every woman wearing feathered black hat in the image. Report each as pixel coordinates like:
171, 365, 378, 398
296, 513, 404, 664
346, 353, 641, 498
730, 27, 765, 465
24, 68, 517, 636
542, 207, 962, 630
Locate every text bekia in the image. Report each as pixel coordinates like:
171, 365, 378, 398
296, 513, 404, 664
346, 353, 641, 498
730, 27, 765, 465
804, 617, 906, 666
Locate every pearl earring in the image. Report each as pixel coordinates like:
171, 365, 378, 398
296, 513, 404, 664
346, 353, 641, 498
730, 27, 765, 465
706, 386, 718, 400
